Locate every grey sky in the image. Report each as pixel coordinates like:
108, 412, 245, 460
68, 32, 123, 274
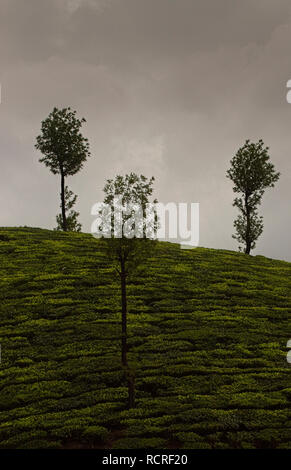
1, 0, 291, 260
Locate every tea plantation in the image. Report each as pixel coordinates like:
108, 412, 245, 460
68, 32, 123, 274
0, 227, 290, 449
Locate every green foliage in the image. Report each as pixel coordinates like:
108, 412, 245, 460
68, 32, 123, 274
35, 107, 90, 177
82, 425, 109, 442
111, 437, 166, 449
227, 140, 280, 253
97, 172, 158, 278
0, 228, 290, 449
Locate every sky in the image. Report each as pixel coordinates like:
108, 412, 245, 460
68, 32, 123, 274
0, 0, 291, 260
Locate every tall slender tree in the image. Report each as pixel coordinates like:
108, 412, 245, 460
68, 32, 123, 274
227, 139, 280, 254
95, 173, 158, 408
35, 107, 90, 231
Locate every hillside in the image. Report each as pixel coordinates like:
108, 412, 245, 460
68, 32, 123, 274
0, 227, 290, 449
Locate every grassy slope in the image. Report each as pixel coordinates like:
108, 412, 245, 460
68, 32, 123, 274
0, 227, 290, 449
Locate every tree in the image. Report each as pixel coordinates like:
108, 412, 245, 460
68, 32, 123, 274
35, 107, 90, 231
95, 173, 158, 408
227, 139, 280, 254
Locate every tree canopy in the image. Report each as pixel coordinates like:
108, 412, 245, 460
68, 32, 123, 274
35, 107, 90, 176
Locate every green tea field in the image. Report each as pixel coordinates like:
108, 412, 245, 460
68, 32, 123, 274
0, 227, 290, 449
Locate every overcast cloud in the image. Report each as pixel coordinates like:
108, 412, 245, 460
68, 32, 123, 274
0, 0, 291, 260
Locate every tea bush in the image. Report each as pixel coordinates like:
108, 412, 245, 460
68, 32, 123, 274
0, 228, 290, 448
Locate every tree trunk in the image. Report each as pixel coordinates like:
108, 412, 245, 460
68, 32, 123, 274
245, 239, 251, 255
60, 169, 67, 232
120, 260, 135, 408
120, 263, 127, 366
